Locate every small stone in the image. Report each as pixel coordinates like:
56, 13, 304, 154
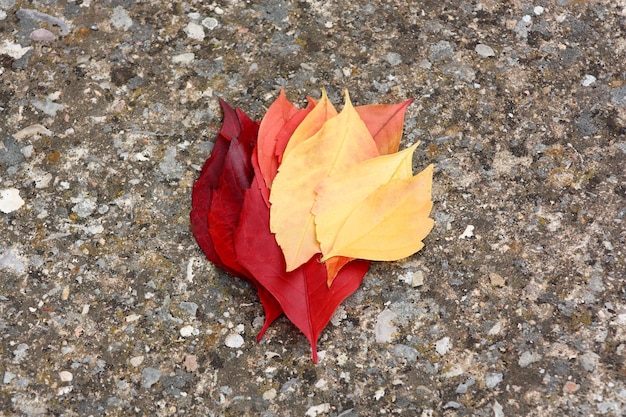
59, 371, 73, 382
519, 351, 542, 368
459, 225, 474, 239
263, 388, 277, 400
172, 53, 195, 65
533, 6, 544, 15
374, 309, 397, 343
110, 6, 133, 31
485, 373, 503, 389
225, 333, 244, 348
412, 270, 425, 287
31, 99, 65, 117
0, 40, 31, 59
305, 403, 330, 417
475, 44, 495, 57
184, 22, 205, 41
0, 188, 24, 213
493, 400, 504, 417
563, 381, 580, 394
202, 17, 218, 30
435, 337, 451, 356
179, 301, 199, 316
582, 74, 596, 87
455, 378, 476, 394
3, 371, 16, 384
490, 273, 506, 287
30, 28, 56, 42
130, 356, 144, 367
386, 52, 402, 66
393, 344, 419, 362
141, 367, 161, 388
579, 351, 600, 372
183, 355, 198, 372
180, 325, 198, 337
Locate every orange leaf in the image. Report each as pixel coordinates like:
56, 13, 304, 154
256, 90, 299, 191
270, 91, 379, 271
323, 256, 354, 287
281, 88, 337, 159
356, 98, 414, 155
313, 144, 434, 262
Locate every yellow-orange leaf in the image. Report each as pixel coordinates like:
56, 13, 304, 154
269, 91, 379, 271
281, 88, 337, 159
313, 145, 433, 262
313, 143, 418, 255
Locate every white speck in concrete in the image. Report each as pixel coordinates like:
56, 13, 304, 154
582, 74, 596, 87
59, 371, 73, 382
172, 52, 195, 65
110, 6, 133, 31
305, 403, 330, 417
0, 188, 24, 213
184, 22, 205, 41
180, 325, 199, 337
459, 225, 474, 239
475, 44, 495, 57
0, 40, 31, 59
375, 309, 397, 343
202, 17, 218, 30
435, 337, 451, 355
225, 333, 244, 348
485, 373, 503, 389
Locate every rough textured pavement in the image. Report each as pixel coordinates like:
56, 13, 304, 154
1, 1, 625, 416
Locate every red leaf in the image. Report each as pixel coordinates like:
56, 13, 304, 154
235, 176, 370, 362
190, 99, 241, 276
208, 109, 258, 277
191, 100, 283, 339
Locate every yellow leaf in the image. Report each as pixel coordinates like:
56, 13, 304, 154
269, 91, 379, 271
312, 143, 418, 253
281, 88, 337, 159
313, 145, 433, 262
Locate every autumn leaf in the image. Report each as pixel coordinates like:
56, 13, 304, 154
281, 88, 337, 160
312, 143, 434, 261
192, 90, 434, 361
191, 99, 283, 340
270, 91, 379, 271
191, 99, 247, 278
235, 177, 370, 362
356, 98, 414, 155
255, 90, 298, 193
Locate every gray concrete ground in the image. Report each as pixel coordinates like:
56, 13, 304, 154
1, 1, 625, 416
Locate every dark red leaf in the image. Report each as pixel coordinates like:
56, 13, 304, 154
235, 177, 370, 362
190, 99, 240, 276
191, 100, 283, 339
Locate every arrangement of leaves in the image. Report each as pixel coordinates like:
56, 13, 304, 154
191, 90, 434, 362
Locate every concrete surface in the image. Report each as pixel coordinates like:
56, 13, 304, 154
1, 1, 625, 416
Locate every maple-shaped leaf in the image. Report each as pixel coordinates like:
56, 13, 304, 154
313, 143, 434, 261
270, 91, 379, 271
191, 100, 282, 339
235, 176, 370, 362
